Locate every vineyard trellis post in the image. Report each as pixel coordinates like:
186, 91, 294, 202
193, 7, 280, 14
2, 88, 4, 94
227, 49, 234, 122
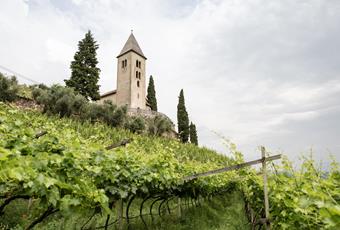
261, 146, 270, 230
117, 199, 123, 230
183, 147, 281, 229
177, 197, 181, 217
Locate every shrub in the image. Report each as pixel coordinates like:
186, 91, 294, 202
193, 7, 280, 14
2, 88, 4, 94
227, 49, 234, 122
147, 115, 173, 136
125, 116, 146, 134
33, 85, 127, 127
81, 101, 127, 127
33, 85, 87, 117
0, 73, 18, 102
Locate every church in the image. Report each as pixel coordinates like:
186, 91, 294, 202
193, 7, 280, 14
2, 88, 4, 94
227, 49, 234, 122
99, 32, 150, 111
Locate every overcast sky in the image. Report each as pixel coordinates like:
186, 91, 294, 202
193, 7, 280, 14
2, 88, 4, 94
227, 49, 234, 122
1, 0, 339, 165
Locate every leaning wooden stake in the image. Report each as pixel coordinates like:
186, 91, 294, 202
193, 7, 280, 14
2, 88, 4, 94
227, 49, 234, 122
117, 199, 123, 230
184, 154, 281, 181
177, 197, 182, 217
261, 146, 270, 230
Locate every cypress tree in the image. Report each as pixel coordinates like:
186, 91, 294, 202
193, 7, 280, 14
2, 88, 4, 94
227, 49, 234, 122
65, 30, 100, 101
177, 89, 189, 143
146, 75, 157, 111
189, 122, 198, 145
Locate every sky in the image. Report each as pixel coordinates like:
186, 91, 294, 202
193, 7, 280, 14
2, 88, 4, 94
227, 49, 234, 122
1, 0, 339, 165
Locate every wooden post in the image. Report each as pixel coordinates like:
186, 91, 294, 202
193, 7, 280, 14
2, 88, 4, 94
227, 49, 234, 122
183, 154, 281, 181
261, 146, 270, 229
177, 197, 181, 217
117, 199, 123, 230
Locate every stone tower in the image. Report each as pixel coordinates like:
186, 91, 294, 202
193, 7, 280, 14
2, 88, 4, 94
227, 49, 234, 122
116, 32, 147, 109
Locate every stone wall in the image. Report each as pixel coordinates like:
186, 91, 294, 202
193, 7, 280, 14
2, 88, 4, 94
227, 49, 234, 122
127, 107, 167, 119
98, 93, 116, 105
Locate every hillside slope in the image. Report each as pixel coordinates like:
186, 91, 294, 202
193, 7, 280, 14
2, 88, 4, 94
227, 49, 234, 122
0, 103, 247, 229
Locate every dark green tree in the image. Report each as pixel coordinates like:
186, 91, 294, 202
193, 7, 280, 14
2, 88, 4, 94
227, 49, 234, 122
65, 30, 100, 101
189, 122, 198, 145
177, 89, 189, 143
146, 75, 157, 111
0, 73, 18, 102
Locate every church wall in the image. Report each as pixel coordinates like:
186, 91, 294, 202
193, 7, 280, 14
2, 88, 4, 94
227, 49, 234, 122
98, 93, 116, 105
130, 52, 146, 109
116, 53, 132, 107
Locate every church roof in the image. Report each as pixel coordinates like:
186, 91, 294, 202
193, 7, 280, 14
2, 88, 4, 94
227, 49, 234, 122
100, 90, 117, 98
117, 33, 146, 59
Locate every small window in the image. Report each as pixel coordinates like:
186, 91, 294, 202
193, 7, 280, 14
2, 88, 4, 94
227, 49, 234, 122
137, 81, 140, 87
124, 59, 127, 67
139, 61, 141, 68
136, 71, 138, 78
136, 60, 138, 67
138, 72, 141, 79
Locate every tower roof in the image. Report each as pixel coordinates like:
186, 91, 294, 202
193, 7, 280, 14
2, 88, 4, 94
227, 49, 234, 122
117, 33, 146, 59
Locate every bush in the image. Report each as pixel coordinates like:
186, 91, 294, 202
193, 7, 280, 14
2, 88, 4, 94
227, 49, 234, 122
81, 101, 127, 127
0, 73, 18, 102
125, 116, 146, 134
147, 115, 173, 136
33, 85, 127, 127
33, 85, 87, 117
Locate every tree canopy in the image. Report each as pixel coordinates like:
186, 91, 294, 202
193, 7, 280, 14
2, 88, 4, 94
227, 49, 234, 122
189, 122, 198, 145
65, 30, 100, 101
177, 89, 189, 143
146, 75, 157, 111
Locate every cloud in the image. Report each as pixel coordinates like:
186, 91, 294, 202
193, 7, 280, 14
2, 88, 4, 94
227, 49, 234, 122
0, 0, 339, 164
45, 39, 74, 64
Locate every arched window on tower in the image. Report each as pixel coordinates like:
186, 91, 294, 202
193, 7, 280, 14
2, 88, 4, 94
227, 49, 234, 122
138, 72, 141, 79
136, 60, 138, 67
137, 81, 140, 87
136, 71, 138, 78
124, 59, 127, 67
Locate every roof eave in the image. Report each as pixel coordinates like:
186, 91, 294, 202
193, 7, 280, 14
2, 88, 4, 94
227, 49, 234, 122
116, 50, 147, 60
100, 90, 117, 98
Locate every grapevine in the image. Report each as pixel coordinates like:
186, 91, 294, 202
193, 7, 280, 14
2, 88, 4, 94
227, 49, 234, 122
1, 102, 339, 229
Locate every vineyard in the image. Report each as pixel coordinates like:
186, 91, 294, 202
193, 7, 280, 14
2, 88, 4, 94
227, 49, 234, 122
0, 102, 339, 229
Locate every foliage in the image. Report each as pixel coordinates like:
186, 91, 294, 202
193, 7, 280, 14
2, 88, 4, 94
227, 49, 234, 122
177, 89, 189, 143
64, 30, 101, 101
0, 73, 18, 102
147, 115, 173, 137
81, 100, 127, 127
16, 84, 34, 99
125, 116, 145, 134
0, 103, 237, 229
0, 103, 339, 229
241, 155, 340, 229
32, 85, 127, 127
146, 75, 157, 111
33, 84, 87, 117
189, 122, 198, 145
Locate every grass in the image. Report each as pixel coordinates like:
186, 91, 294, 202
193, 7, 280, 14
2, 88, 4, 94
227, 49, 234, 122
137, 190, 250, 230
1, 191, 249, 230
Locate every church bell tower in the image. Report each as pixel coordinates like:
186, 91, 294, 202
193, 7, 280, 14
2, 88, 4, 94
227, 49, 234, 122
116, 32, 147, 109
